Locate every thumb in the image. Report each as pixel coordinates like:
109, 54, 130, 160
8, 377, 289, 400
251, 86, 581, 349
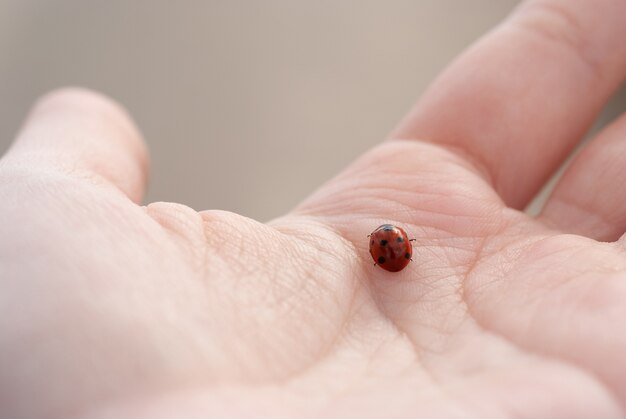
2, 87, 149, 203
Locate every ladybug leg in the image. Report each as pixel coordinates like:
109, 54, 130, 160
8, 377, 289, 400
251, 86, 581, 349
409, 239, 416, 242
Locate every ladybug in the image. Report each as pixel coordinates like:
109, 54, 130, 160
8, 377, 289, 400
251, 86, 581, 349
368, 224, 414, 272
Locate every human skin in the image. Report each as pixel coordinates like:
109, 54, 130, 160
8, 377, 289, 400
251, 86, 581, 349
2, 0, 626, 418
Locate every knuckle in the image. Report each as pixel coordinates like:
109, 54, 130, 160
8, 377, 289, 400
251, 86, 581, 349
512, 1, 603, 80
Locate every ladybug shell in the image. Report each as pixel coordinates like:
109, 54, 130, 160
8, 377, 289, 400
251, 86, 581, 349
369, 224, 412, 272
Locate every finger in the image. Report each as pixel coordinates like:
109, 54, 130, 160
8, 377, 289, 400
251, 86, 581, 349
1, 87, 149, 203
540, 113, 626, 241
392, 0, 626, 208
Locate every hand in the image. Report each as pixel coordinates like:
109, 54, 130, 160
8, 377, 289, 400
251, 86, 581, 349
2, 1, 626, 418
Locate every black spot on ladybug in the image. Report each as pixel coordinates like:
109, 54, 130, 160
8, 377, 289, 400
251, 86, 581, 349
396, 237, 404, 243
405, 253, 411, 259
380, 239, 388, 246
378, 256, 386, 264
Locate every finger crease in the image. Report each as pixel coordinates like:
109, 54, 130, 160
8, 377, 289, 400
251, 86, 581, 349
512, 2, 605, 83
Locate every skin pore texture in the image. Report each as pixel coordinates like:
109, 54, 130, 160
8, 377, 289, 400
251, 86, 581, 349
2, 0, 626, 418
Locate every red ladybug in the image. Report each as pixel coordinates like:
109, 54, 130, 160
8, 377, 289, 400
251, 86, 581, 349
368, 224, 413, 272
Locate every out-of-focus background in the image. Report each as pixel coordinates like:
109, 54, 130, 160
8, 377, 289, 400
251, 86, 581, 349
1, 1, 624, 220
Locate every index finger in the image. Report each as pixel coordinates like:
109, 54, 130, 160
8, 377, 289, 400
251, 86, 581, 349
392, 0, 626, 208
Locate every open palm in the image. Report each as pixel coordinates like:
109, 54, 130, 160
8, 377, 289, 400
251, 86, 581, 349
2, 1, 626, 418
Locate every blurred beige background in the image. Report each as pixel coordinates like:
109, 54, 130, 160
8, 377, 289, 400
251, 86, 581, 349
0, 1, 624, 220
